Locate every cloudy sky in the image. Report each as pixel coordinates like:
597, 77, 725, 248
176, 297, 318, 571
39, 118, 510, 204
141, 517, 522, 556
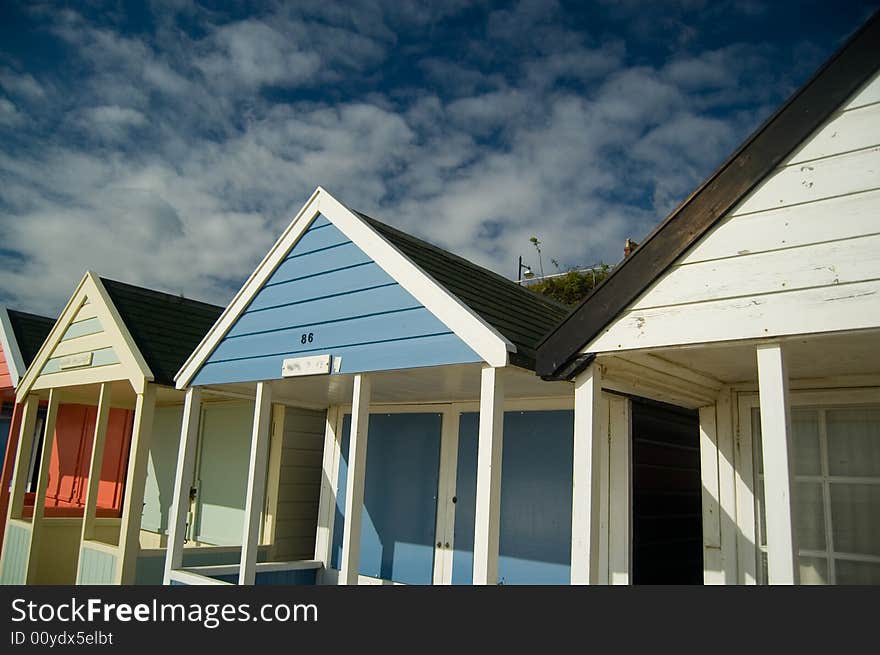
0, 0, 876, 316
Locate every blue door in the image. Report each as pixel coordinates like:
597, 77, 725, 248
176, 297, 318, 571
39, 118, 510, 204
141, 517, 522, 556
332, 412, 442, 584
452, 410, 574, 584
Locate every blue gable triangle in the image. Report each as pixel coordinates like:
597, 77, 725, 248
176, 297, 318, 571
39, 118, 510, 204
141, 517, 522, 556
192, 215, 482, 385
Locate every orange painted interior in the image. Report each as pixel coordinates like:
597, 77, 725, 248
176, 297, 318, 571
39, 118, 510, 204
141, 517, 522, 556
20, 403, 134, 518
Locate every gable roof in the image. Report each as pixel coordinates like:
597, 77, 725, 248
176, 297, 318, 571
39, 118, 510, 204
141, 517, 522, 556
0, 307, 55, 387
177, 187, 565, 387
100, 278, 224, 387
356, 212, 569, 370
7, 310, 55, 368
536, 10, 880, 379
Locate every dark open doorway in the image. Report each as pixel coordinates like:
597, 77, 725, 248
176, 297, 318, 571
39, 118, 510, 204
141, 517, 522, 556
630, 397, 703, 584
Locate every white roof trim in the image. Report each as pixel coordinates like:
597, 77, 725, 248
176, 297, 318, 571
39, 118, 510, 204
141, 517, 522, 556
176, 186, 512, 388
15, 272, 154, 400
0, 305, 27, 388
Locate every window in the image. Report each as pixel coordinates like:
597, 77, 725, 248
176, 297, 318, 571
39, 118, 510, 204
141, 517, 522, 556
752, 404, 880, 584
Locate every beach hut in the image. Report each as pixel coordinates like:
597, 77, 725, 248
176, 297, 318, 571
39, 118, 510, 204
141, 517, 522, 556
164, 187, 580, 585
0, 273, 228, 584
537, 13, 880, 585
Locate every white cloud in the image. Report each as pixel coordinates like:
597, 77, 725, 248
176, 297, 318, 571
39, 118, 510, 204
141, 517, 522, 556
0, 2, 802, 317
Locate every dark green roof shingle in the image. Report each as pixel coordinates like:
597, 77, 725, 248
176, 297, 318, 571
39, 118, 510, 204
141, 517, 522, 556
100, 278, 223, 386
7, 309, 55, 367
354, 211, 569, 370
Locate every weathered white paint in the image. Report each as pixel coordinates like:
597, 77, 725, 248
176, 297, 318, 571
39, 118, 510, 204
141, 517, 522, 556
176, 187, 513, 388
77, 382, 112, 580
789, 101, 880, 164
682, 189, 880, 264
571, 363, 605, 584
591, 280, 880, 353
633, 234, 880, 311
843, 70, 880, 110
239, 382, 273, 585
472, 366, 504, 585
163, 387, 202, 584
585, 71, 880, 355
117, 386, 157, 584
756, 344, 799, 585
339, 374, 370, 585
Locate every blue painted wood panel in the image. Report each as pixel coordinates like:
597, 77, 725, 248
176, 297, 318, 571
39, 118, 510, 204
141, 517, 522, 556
0, 522, 30, 585
61, 317, 103, 341
192, 215, 481, 386
452, 410, 574, 585
77, 545, 117, 585
331, 413, 442, 584
42, 346, 119, 375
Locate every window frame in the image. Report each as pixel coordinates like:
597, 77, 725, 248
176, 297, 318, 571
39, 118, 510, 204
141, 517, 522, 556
737, 387, 880, 585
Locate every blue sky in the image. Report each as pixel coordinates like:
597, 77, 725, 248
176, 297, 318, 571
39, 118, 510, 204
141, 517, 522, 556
0, 0, 876, 315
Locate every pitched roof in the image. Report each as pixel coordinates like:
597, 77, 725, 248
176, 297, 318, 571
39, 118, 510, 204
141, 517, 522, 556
536, 10, 880, 379
100, 278, 224, 387
356, 211, 570, 370
6, 309, 55, 367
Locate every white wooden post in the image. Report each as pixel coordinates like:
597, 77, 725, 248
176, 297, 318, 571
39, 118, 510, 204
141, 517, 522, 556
571, 362, 605, 584
339, 374, 371, 585
26, 388, 60, 583
117, 384, 156, 584
314, 404, 340, 569
77, 383, 112, 579
607, 394, 630, 585
5, 395, 39, 523
239, 381, 273, 585
699, 404, 724, 584
473, 366, 504, 585
163, 387, 202, 584
756, 343, 799, 585
715, 386, 739, 583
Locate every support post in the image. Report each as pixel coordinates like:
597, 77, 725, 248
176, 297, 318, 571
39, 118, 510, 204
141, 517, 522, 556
339, 374, 371, 585
77, 383, 112, 581
473, 366, 504, 585
117, 384, 156, 584
26, 388, 60, 584
239, 381, 273, 585
314, 405, 340, 569
0, 402, 24, 548
5, 395, 38, 523
756, 343, 799, 585
571, 362, 605, 584
163, 387, 202, 585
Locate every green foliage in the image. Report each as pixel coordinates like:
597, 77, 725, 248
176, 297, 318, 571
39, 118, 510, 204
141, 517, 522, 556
528, 265, 611, 306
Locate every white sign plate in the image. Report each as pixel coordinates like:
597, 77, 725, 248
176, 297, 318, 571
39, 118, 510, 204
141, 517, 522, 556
59, 351, 93, 370
282, 354, 332, 377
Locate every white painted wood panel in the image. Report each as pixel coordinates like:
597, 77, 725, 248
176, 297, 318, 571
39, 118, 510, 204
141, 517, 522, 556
733, 146, 880, 217
589, 279, 880, 353
633, 233, 880, 310
788, 102, 880, 165
681, 189, 880, 264
843, 70, 880, 111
